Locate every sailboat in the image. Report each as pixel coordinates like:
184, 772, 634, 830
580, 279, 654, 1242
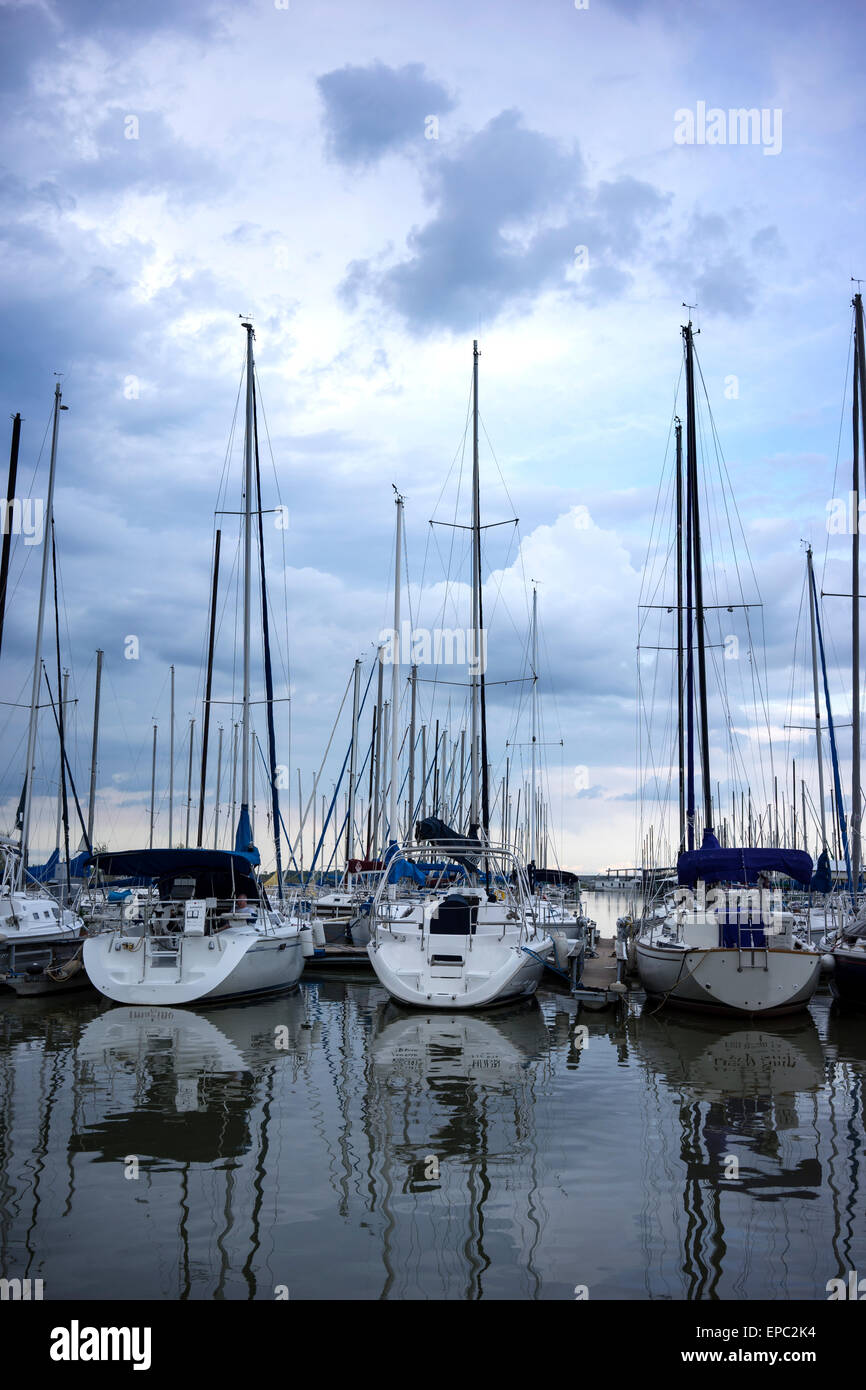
634, 320, 822, 1015
0, 387, 90, 997
83, 320, 309, 1005
366, 342, 555, 1008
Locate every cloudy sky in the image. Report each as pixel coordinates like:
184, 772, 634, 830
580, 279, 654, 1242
1, 0, 864, 872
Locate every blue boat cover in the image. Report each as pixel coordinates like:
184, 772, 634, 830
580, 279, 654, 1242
85, 848, 259, 900
69, 848, 93, 878
233, 805, 261, 866
677, 830, 813, 887
386, 857, 428, 885
26, 847, 59, 883
810, 849, 833, 894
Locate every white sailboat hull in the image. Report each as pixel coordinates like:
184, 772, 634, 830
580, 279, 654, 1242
83, 925, 303, 1006
367, 933, 550, 1009
636, 940, 821, 1016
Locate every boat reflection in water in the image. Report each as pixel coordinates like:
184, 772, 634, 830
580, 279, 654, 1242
72, 996, 316, 1297
367, 999, 553, 1299
631, 1005, 827, 1299
3, 984, 866, 1300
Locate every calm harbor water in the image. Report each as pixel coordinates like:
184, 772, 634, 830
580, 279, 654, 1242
1, 892, 864, 1301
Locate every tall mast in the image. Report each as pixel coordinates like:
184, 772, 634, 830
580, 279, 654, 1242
55, 669, 69, 853
685, 390, 695, 848
19, 382, 65, 879
149, 723, 157, 849
345, 657, 361, 867
675, 417, 685, 852
852, 290, 866, 893
213, 724, 224, 851
408, 663, 417, 830
251, 374, 283, 892
470, 340, 481, 828
372, 647, 384, 853
530, 584, 538, 865
853, 300, 861, 891
168, 663, 175, 848
683, 320, 713, 837
197, 528, 221, 846
380, 701, 390, 845
389, 490, 403, 843
86, 649, 103, 848
52, 522, 71, 895
185, 718, 195, 846
0, 412, 22, 661
806, 546, 828, 850
240, 319, 255, 823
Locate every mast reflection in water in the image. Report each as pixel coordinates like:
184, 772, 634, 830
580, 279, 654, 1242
0, 978, 864, 1300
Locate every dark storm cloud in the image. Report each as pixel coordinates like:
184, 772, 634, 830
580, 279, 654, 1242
340, 109, 670, 333
317, 60, 456, 169
0, 0, 224, 105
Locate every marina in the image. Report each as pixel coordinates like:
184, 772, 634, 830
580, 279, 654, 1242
2, 902, 866, 1302
1, 0, 865, 1342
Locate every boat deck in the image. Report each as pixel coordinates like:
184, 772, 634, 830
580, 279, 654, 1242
305, 943, 373, 970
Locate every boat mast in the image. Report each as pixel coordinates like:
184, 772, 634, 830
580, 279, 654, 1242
213, 723, 224, 850
408, 663, 417, 830
683, 319, 713, 838
852, 289, 866, 894
251, 373, 284, 894
168, 663, 175, 848
470, 340, 481, 830
345, 657, 361, 870
19, 382, 65, 881
51, 531, 71, 897
239, 319, 255, 837
389, 489, 403, 844
197, 528, 221, 846
530, 584, 538, 865
149, 723, 157, 849
372, 647, 384, 853
0, 413, 21, 661
675, 417, 685, 852
86, 648, 103, 848
806, 546, 828, 851
185, 718, 195, 846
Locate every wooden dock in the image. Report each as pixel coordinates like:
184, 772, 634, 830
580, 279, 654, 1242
569, 935, 629, 1006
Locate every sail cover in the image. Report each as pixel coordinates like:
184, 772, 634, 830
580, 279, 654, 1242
414, 817, 481, 874
810, 849, 833, 894
233, 805, 261, 866
85, 848, 259, 901
529, 867, 580, 886
677, 830, 812, 888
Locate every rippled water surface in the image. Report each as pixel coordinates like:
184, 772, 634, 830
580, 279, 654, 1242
1, 893, 864, 1300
